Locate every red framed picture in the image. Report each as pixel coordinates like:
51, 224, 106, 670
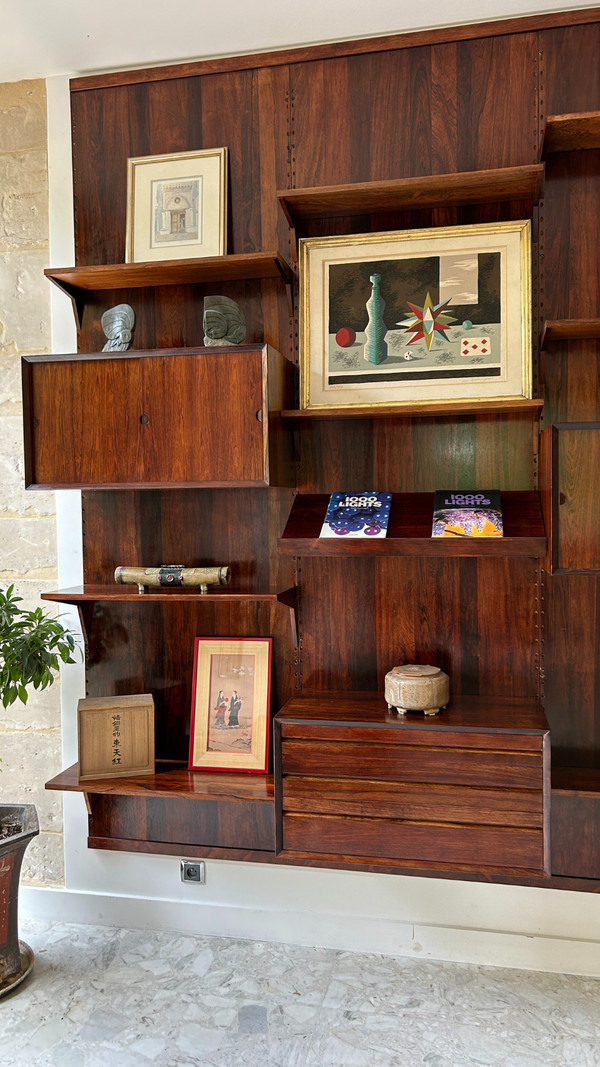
188, 638, 272, 773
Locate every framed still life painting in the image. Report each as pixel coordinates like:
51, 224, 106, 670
125, 147, 228, 263
188, 638, 272, 773
299, 220, 532, 411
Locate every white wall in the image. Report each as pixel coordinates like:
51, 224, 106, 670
29, 65, 600, 982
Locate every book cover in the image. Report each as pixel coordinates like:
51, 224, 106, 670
320, 491, 393, 538
432, 490, 503, 538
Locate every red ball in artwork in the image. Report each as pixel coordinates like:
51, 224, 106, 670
335, 327, 356, 347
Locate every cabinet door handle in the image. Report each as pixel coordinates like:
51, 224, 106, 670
140, 413, 150, 425
256, 409, 263, 422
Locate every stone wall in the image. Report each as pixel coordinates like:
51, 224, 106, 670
0, 79, 64, 884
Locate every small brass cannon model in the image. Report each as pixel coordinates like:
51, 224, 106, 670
114, 565, 231, 595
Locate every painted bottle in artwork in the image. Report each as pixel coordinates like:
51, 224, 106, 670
364, 273, 388, 364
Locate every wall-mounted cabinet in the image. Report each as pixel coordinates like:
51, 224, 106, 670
275, 693, 550, 877
23, 345, 294, 489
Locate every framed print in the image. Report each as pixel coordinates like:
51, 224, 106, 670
189, 638, 272, 773
125, 147, 228, 263
300, 220, 532, 411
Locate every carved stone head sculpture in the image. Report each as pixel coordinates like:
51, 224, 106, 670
101, 303, 135, 351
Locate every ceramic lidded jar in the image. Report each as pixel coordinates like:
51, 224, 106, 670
385, 664, 449, 716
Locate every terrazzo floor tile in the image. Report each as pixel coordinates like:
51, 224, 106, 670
0, 918, 598, 1066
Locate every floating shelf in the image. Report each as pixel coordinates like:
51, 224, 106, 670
41, 584, 296, 604
45, 252, 293, 327
542, 111, 600, 155
282, 398, 544, 422
46, 762, 274, 801
42, 585, 299, 647
278, 491, 546, 557
278, 164, 544, 241
540, 319, 600, 348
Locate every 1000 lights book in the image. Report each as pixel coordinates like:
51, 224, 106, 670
320, 492, 392, 538
432, 490, 503, 538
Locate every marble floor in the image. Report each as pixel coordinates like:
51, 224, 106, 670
1, 918, 599, 1066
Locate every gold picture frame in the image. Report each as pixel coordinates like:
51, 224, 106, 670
189, 638, 272, 773
300, 220, 532, 411
125, 147, 228, 263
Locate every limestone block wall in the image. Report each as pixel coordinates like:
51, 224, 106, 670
0, 79, 64, 885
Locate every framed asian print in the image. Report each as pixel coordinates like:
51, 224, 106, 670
125, 147, 228, 263
299, 220, 532, 411
189, 638, 272, 773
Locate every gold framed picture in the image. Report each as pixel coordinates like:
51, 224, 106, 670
125, 147, 228, 263
189, 638, 272, 773
300, 220, 532, 411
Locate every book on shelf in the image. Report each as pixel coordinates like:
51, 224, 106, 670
320, 491, 393, 538
432, 490, 503, 538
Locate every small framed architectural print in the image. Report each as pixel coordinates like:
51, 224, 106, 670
300, 220, 532, 411
189, 638, 272, 773
125, 147, 228, 263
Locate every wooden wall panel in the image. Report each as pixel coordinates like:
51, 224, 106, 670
541, 24, 600, 117
290, 33, 537, 189
543, 576, 600, 764
296, 416, 535, 494
374, 557, 539, 699
72, 69, 292, 358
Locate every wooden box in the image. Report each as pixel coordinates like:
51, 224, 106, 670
78, 694, 155, 782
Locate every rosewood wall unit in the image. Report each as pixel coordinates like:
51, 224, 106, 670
35, 8, 600, 890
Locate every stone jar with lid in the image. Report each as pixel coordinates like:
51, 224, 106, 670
385, 664, 449, 716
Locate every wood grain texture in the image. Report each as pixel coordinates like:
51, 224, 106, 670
23, 347, 293, 489
279, 492, 546, 556
89, 792, 274, 851
48, 13, 600, 880
281, 814, 544, 871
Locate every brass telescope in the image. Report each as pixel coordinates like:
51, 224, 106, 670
114, 565, 231, 594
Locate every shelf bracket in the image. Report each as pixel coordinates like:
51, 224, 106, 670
277, 586, 299, 648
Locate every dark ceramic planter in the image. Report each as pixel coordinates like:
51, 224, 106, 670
0, 804, 39, 996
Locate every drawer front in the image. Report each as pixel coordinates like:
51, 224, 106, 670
280, 721, 544, 751
282, 813, 544, 872
281, 739, 543, 791
282, 776, 543, 828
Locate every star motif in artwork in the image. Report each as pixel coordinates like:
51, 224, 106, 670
399, 292, 456, 350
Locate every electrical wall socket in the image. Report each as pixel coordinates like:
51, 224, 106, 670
180, 860, 206, 884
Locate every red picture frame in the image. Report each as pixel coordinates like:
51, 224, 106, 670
188, 638, 272, 773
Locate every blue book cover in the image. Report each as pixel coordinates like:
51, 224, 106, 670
320, 491, 393, 538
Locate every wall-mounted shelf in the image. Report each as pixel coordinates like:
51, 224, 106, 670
278, 491, 546, 557
42, 585, 299, 647
282, 398, 544, 422
45, 252, 294, 327
542, 111, 600, 155
46, 763, 276, 860
278, 164, 544, 245
540, 319, 600, 348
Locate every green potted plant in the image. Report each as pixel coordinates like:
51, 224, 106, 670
0, 584, 78, 996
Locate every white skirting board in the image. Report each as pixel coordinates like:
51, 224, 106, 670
20, 883, 600, 978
